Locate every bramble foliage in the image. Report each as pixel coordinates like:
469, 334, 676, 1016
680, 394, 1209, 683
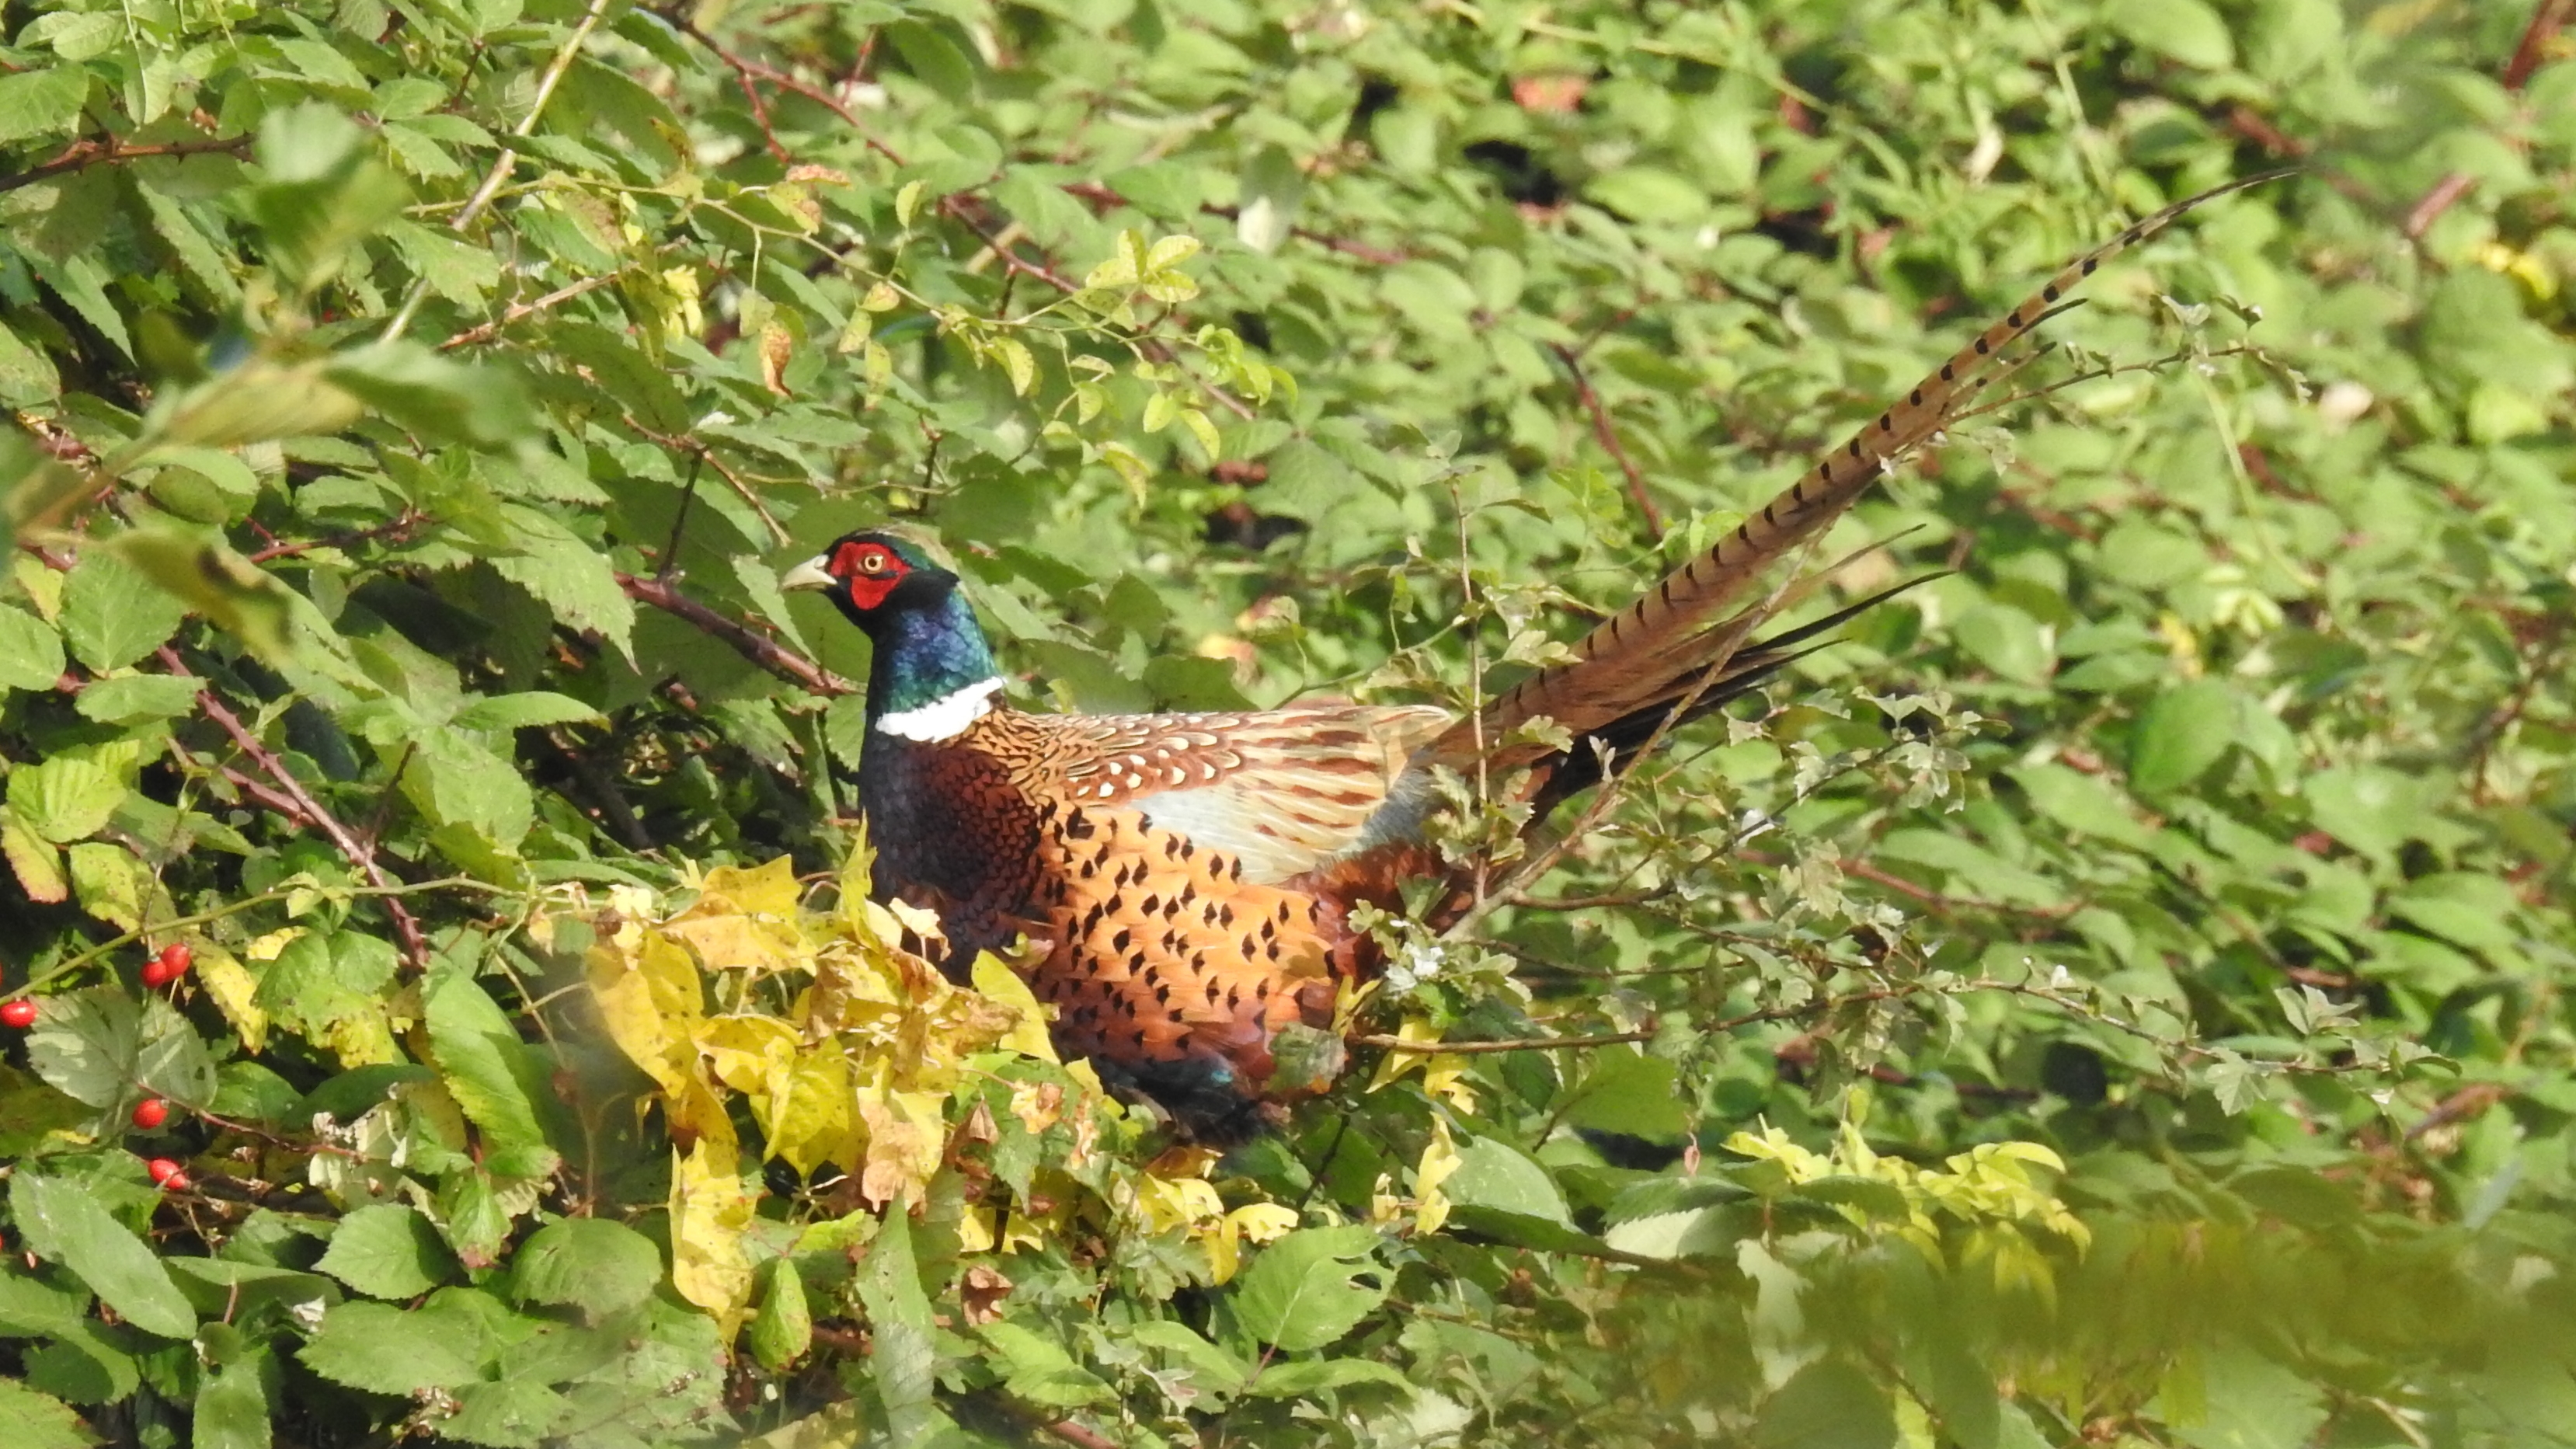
1, 0, 2572, 1445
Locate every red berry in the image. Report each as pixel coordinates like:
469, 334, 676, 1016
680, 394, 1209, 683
157, 943, 192, 978
0, 999, 35, 1029
139, 963, 169, 987
132, 1099, 170, 1130
145, 1158, 187, 1190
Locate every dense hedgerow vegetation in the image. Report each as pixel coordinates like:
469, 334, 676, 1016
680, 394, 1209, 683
2, 0, 2573, 1445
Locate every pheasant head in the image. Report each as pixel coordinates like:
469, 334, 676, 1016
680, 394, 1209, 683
783, 531, 1003, 740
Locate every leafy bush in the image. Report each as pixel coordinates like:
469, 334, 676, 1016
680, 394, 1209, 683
2, 0, 2573, 1445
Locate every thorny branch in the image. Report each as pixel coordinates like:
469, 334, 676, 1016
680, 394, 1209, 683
160, 646, 431, 970
615, 571, 855, 696
0, 133, 251, 196
1548, 341, 1666, 540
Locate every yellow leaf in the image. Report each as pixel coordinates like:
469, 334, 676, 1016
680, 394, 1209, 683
771, 1051, 858, 1178
957, 1205, 997, 1254
1178, 407, 1220, 462
894, 183, 926, 229
1414, 1116, 1460, 1236
1230, 1203, 1298, 1243
587, 929, 704, 1099
1366, 1018, 1443, 1091
193, 944, 269, 1054
855, 1085, 944, 1207
672, 1134, 757, 1330
969, 953, 1059, 1064
1144, 234, 1201, 273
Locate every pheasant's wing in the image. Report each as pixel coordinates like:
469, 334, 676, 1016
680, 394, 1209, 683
1021, 705, 1454, 883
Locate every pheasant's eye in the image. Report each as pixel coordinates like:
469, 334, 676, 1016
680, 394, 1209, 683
856, 549, 888, 573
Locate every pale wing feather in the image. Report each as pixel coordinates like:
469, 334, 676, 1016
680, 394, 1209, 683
1018, 705, 1453, 883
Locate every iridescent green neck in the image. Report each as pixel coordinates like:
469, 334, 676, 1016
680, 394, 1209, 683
867, 587, 1001, 726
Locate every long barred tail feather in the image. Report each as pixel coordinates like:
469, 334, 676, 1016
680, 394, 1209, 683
1434, 169, 2294, 789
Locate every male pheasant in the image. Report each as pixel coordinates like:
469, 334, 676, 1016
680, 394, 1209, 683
784, 175, 2278, 1140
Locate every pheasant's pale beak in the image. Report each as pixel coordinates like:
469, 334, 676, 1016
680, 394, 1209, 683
779, 556, 837, 593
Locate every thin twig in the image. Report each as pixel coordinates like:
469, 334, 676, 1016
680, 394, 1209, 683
0, 133, 251, 196
439, 270, 630, 350
1548, 341, 1663, 539
162, 648, 431, 970
2503, 0, 2574, 90
382, 0, 618, 341
1351, 1029, 1659, 1056
616, 572, 854, 695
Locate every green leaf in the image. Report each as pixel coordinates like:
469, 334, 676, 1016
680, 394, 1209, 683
492, 533, 635, 661
58, 552, 188, 672
0, 1378, 97, 1449
0, 67, 89, 145
6, 755, 124, 844
0, 604, 64, 694
978, 1321, 1112, 1408
1756, 1358, 1897, 1449
1952, 604, 2052, 684
1584, 166, 1707, 224
301, 1300, 482, 1395
9, 1174, 198, 1339
73, 674, 200, 725
447, 1378, 568, 1447
1231, 1224, 1389, 1353
2106, 0, 2237, 69
510, 1217, 660, 1318
317, 1203, 457, 1300
325, 343, 531, 447
1559, 1050, 1690, 1142
749, 1256, 813, 1372
2127, 678, 2237, 796
26, 987, 218, 1111
2010, 761, 2156, 848
423, 968, 561, 1179
106, 527, 298, 664
0, 320, 61, 407
452, 691, 607, 733
853, 1196, 942, 1444
1244, 1357, 1411, 1397
1442, 1135, 1574, 1226
192, 1355, 272, 1449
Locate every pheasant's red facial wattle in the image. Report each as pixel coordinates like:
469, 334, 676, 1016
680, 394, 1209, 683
833, 539, 910, 611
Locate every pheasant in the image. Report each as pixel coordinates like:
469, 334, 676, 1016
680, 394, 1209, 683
783, 174, 2280, 1140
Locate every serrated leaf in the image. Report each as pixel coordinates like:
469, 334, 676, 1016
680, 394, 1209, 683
58, 551, 188, 671
26, 987, 219, 1111
0, 67, 89, 145
423, 968, 560, 1179
106, 528, 298, 664
1244, 1357, 1410, 1397
1231, 1224, 1388, 1353
317, 1204, 457, 1300
301, 1300, 482, 1395
452, 691, 607, 733
0, 1378, 97, 1449
0, 603, 64, 693
854, 1198, 941, 1443
9, 1173, 198, 1339
73, 673, 201, 724
7, 754, 124, 843
510, 1217, 660, 1318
